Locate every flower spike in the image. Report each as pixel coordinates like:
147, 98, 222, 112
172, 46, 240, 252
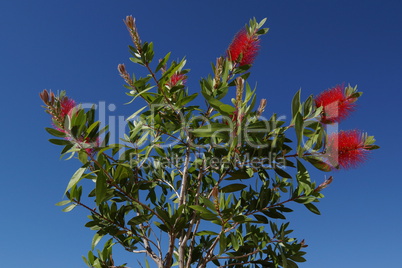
315, 85, 359, 124
326, 130, 370, 169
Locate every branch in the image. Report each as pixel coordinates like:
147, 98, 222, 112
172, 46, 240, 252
89, 156, 168, 225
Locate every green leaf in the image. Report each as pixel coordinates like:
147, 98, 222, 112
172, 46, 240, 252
153, 221, 168, 232
190, 123, 230, 138
62, 203, 77, 212
220, 183, 247, 193
274, 167, 292, 178
304, 203, 321, 215
294, 112, 304, 156
291, 89, 301, 121
219, 104, 236, 114
95, 170, 108, 205
91, 233, 103, 250
201, 90, 230, 113
114, 164, 133, 181
253, 214, 269, 223
126, 106, 147, 121
189, 205, 218, 220
195, 231, 219, 236
200, 197, 218, 213
49, 138, 71, 146
295, 196, 317, 204
55, 200, 71, 206
303, 95, 313, 117
365, 145, 380, 150
128, 214, 153, 226
189, 205, 214, 215
263, 209, 286, 219
304, 156, 332, 172
177, 93, 198, 107
86, 121, 100, 139
46, 127, 67, 138
290, 255, 307, 263
78, 151, 88, 164
225, 170, 252, 180
155, 52, 171, 73
230, 233, 240, 251
219, 232, 227, 255
256, 28, 269, 35
64, 165, 87, 195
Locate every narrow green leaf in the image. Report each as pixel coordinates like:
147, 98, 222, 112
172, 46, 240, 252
64, 166, 87, 195
55, 200, 71, 206
177, 93, 198, 107
128, 214, 153, 226
86, 121, 100, 138
49, 138, 71, 146
225, 170, 252, 180
219, 104, 236, 114
46, 127, 67, 138
95, 170, 108, 205
195, 231, 219, 236
220, 183, 247, 193
365, 145, 380, 150
294, 112, 304, 156
189, 205, 214, 215
219, 232, 227, 255
304, 203, 321, 215
290, 255, 307, 263
91, 233, 103, 250
304, 156, 332, 172
253, 214, 269, 223
291, 89, 301, 121
155, 52, 171, 73
62, 203, 77, 212
230, 233, 240, 251
126, 106, 147, 121
274, 167, 292, 178
295, 196, 317, 204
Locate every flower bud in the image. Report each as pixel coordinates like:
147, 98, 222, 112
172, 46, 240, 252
39, 89, 49, 104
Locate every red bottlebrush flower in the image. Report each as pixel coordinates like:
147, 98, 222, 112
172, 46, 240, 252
60, 97, 76, 118
315, 85, 356, 124
326, 130, 369, 169
168, 73, 186, 87
227, 29, 260, 66
78, 137, 100, 155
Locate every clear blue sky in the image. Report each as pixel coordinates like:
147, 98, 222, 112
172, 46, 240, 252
1, 0, 401, 267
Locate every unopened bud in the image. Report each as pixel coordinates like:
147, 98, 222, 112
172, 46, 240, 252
118, 63, 126, 75
39, 89, 49, 104
257, 98, 267, 116
124, 15, 134, 29
315, 176, 333, 192
235, 77, 244, 105
124, 15, 141, 50
213, 57, 224, 89
49, 91, 55, 105
118, 63, 132, 85
211, 186, 219, 199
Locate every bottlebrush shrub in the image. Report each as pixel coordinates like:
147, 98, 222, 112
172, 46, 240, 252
40, 16, 379, 268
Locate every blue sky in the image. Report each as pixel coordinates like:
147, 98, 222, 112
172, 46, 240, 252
1, 0, 401, 267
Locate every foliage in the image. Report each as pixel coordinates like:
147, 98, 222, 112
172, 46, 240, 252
40, 16, 378, 268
